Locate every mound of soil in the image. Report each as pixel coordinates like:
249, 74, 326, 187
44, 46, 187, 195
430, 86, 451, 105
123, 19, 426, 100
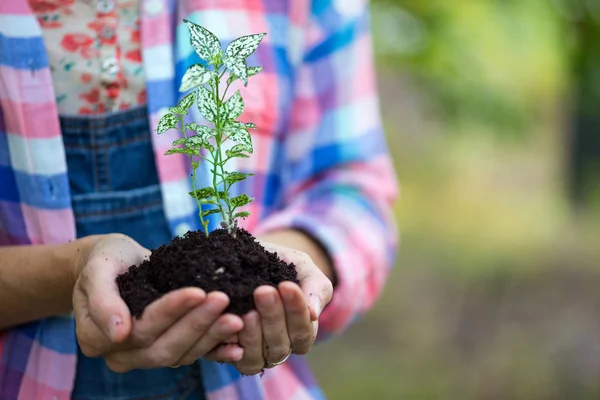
116, 228, 299, 318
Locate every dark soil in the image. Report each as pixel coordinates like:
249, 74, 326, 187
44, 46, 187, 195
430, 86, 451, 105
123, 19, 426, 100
116, 227, 299, 318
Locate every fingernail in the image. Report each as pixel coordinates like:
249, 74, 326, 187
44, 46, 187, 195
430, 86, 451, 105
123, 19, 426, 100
310, 295, 322, 319
260, 292, 276, 307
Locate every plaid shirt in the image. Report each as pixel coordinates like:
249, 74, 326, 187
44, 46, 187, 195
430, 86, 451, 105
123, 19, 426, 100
0, 0, 398, 399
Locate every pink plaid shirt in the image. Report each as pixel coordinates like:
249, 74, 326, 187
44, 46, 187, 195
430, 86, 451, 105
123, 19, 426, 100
0, 0, 399, 399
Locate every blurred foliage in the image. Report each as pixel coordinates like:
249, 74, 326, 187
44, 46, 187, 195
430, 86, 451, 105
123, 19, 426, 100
369, 0, 570, 139
308, 2, 600, 398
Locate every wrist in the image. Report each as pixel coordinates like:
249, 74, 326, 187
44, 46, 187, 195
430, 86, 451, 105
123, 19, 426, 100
64, 235, 104, 288
257, 229, 336, 285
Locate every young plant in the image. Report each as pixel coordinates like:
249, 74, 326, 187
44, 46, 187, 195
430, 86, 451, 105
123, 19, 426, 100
156, 20, 266, 237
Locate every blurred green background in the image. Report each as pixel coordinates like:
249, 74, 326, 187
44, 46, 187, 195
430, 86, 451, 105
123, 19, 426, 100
307, 1, 600, 399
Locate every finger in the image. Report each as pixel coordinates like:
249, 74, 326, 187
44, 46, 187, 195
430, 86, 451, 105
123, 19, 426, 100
114, 287, 206, 350
279, 281, 314, 355
104, 292, 231, 372
204, 343, 245, 363
234, 311, 264, 375
254, 286, 290, 364
73, 284, 113, 357
82, 261, 132, 344
174, 313, 243, 366
295, 263, 333, 321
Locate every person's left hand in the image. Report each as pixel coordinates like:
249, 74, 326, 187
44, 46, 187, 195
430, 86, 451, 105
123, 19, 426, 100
205, 241, 333, 375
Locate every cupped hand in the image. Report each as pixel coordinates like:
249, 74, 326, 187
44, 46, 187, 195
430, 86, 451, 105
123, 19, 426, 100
206, 241, 333, 375
72, 234, 244, 372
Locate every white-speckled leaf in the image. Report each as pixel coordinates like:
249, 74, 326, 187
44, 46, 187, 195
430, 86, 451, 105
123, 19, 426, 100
230, 194, 253, 208
172, 138, 186, 146
225, 57, 248, 86
157, 113, 178, 134
177, 91, 196, 113
190, 187, 216, 200
197, 86, 218, 123
193, 125, 216, 142
225, 33, 266, 60
179, 64, 215, 92
223, 90, 244, 120
225, 121, 253, 153
227, 66, 263, 85
186, 134, 214, 152
184, 19, 222, 61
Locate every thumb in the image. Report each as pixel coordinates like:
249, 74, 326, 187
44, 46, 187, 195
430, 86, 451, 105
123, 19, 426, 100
84, 261, 132, 344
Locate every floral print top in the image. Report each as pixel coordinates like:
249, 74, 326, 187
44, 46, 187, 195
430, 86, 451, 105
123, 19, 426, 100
29, 0, 146, 115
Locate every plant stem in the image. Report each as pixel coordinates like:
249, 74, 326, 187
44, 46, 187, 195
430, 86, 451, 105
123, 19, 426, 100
179, 118, 209, 236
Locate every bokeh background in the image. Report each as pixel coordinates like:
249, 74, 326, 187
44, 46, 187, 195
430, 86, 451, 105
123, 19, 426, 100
307, 1, 600, 398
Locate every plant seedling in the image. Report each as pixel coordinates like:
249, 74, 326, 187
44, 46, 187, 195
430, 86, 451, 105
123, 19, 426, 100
116, 20, 299, 318
157, 19, 265, 237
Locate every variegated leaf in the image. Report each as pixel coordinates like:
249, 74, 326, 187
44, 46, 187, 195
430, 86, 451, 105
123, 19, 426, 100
225, 121, 253, 153
184, 19, 222, 61
190, 187, 216, 199
164, 147, 196, 156
197, 86, 218, 123
227, 66, 263, 85
218, 191, 229, 200
172, 138, 186, 146
225, 143, 250, 159
225, 33, 266, 60
234, 211, 251, 219
193, 125, 216, 142
224, 171, 253, 186
177, 91, 196, 113
179, 64, 215, 92
231, 194, 253, 208
223, 90, 244, 120
157, 113, 178, 134
185, 135, 214, 152
225, 57, 248, 86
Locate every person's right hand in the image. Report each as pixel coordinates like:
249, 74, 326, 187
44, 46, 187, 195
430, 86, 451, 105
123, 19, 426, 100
72, 234, 245, 372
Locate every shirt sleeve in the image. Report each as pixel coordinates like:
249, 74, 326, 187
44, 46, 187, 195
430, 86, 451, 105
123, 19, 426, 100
254, 0, 399, 339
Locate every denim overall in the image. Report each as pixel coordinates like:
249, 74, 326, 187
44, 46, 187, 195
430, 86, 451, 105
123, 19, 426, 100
61, 106, 205, 400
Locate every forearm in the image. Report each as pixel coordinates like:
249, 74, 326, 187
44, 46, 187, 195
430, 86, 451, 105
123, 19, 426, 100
0, 235, 99, 330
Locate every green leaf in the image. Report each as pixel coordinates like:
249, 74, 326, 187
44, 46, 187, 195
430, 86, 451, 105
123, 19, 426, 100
227, 66, 263, 85
157, 113, 178, 134
225, 57, 249, 86
225, 33, 266, 61
225, 149, 250, 159
224, 121, 253, 153
189, 187, 216, 200
172, 138, 186, 146
184, 19, 222, 62
185, 135, 214, 152
223, 90, 244, 120
177, 91, 196, 113
193, 125, 216, 142
179, 64, 216, 92
164, 147, 196, 156
233, 211, 251, 219
224, 171, 253, 185
197, 86, 218, 123
191, 161, 200, 170
201, 208, 221, 218
169, 107, 182, 114
229, 143, 249, 154
218, 191, 229, 200
231, 194, 253, 208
